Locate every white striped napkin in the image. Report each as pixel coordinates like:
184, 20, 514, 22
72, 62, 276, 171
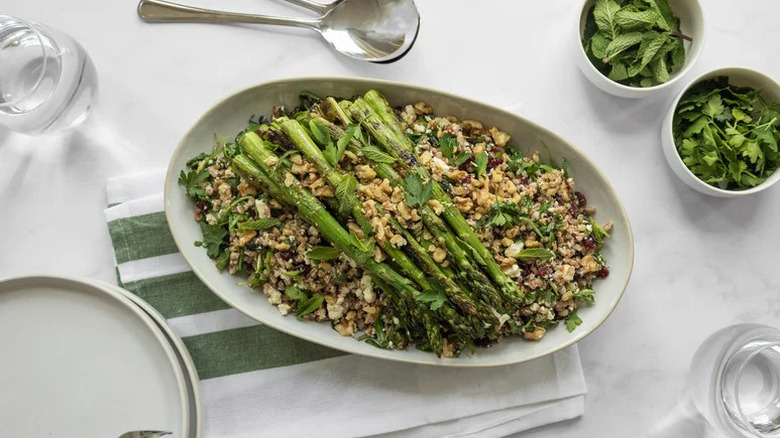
104, 169, 587, 438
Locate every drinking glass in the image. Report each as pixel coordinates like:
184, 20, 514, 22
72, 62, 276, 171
0, 15, 97, 135
689, 323, 780, 437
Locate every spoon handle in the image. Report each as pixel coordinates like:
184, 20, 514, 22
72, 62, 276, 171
137, 0, 320, 30
280, 0, 331, 15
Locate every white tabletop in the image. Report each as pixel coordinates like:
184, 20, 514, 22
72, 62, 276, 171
2, 1, 779, 436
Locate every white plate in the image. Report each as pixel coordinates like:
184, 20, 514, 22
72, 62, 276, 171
164, 77, 635, 367
89, 279, 203, 438
0, 276, 190, 437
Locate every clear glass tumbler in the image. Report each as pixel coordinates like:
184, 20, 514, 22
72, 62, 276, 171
0, 15, 97, 135
690, 323, 780, 437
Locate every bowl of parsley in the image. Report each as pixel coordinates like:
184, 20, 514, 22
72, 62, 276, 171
662, 67, 780, 197
577, 0, 705, 99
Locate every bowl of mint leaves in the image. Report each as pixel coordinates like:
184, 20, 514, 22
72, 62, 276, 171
662, 67, 780, 197
577, 0, 704, 98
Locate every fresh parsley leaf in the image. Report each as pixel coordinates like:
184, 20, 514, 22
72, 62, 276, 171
306, 246, 341, 261
591, 221, 610, 245
573, 289, 596, 303
673, 78, 780, 189
238, 218, 282, 230
404, 173, 433, 207
438, 133, 458, 159
196, 222, 228, 259
565, 311, 583, 333
186, 153, 209, 169
178, 170, 210, 199
296, 294, 324, 317
417, 279, 448, 311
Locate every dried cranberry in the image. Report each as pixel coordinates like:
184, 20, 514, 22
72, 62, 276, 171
582, 237, 596, 251
568, 205, 579, 217
292, 262, 311, 276
597, 266, 610, 278
458, 155, 475, 171
575, 191, 587, 207
492, 147, 504, 154
519, 177, 529, 186
195, 201, 209, 215
487, 157, 503, 170
463, 174, 472, 184
537, 267, 551, 277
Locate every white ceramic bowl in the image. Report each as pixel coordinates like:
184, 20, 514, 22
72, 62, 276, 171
165, 77, 635, 367
661, 67, 780, 197
576, 0, 705, 99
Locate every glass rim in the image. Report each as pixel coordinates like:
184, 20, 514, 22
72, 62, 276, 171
0, 15, 49, 109
731, 341, 780, 437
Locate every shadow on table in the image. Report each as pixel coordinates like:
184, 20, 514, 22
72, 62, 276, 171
643, 399, 719, 438
574, 72, 679, 137
656, 132, 765, 233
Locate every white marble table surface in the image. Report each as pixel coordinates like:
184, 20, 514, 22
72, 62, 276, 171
2, 0, 779, 436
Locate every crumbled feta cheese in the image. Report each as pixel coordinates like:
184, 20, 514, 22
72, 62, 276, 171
505, 242, 525, 258
503, 263, 522, 278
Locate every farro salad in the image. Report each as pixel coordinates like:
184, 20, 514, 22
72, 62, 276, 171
179, 90, 612, 358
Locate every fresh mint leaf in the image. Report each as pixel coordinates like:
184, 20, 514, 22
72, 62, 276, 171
404, 173, 433, 207
238, 218, 282, 230
306, 246, 341, 261
335, 174, 358, 216
515, 248, 555, 261
451, 152, 474, 167
593, 0, 621, 37
604, 32, 643, 61
361, 146, 396, 164
584, 0, 687, 88
309, 119, 332, 147
296, 294, 324, 317
614, 8, 659, 30
474, 152, 488, 178
284, 284, 309, 302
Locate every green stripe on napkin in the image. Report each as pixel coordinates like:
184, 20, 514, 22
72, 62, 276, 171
182, 325, 348, 379
122, 271, 231, 318
109, 212, 179, 264
106, 202, 346, 379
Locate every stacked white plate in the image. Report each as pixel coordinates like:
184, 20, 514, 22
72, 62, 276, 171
0, 275, 201, 437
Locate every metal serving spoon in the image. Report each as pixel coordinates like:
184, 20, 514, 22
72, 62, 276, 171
137, 0, 420, 63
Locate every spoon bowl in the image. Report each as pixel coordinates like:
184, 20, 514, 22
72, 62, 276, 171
137, 0, 420, 63
319, 0, 420, 63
